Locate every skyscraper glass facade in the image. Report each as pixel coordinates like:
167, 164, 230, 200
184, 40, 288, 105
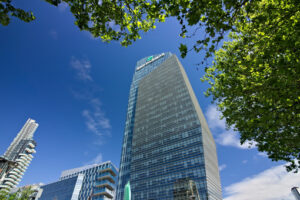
117, 54, 222, 200
116, 52, 173, 199
39, 161, 118, 200
0, 118, 38, 191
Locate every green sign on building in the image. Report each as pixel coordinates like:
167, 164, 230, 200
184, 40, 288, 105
146, 56, 153, 62
124, 181, 131, 200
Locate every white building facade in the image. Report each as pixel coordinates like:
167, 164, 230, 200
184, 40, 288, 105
0, 118, 38, 191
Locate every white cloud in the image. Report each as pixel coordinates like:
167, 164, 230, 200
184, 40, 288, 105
70, 57, 93, 81
82, 98, 111, 137
206, 105, 256, 149
85, 153, 103, 165
242, 160, 248, 164
70, 57, 111, 144
224, 164, 300, 200
49, 30, 58, 40
216, 131, 255, 149
71, 88, 110, 139
58, 2, 68, 12
206, 105, 226, 130
219, 164, 227, 171
258, 152, 268, 157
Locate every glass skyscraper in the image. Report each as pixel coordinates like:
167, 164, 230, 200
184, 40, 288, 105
0, 118, 38, 191
38, 161, 118, 200
117, 53, 222, 200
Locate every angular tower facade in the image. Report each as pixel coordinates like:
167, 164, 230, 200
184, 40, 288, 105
116, 53, 222, 200
0, 118, 38, 191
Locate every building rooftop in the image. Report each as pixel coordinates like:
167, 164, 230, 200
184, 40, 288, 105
60, 161, 118, 178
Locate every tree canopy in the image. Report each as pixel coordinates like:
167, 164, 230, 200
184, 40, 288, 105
203, 0, 300, 172
0, 187, 34, 200
1, 0, 299, 171
2, 0, 254, 58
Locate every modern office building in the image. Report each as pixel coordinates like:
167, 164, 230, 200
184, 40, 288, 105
0, 118, 38, 191
116, 53, 222, 200
38, 161, 118, 200
292, 187, 300, 200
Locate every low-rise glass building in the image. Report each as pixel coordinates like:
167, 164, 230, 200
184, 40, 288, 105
38, 161, 118, 200
39, 175, 83, 200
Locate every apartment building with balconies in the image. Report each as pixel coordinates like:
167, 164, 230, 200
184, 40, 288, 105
38, 161, 118, 200
0, 118, 38, 191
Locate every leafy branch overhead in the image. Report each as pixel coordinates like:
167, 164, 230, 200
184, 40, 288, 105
203, 0, 300, 172
51, 0, 256, 60
0, 0, 35, 26
2, 0, 252, 59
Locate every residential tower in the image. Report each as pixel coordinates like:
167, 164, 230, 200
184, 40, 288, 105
0, 118, 38, 191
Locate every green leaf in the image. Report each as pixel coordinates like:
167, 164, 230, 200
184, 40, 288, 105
179, 43, 187, 58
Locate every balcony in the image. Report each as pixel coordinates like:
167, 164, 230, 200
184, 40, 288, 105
28, 154, 33, 159
20, 155, 30, 161
23, 160, 30, 165
4, 177, 17, 184
16, 165, 26, 172
8, 171, 21, 177
4, 180, 15, 187
28, 142, 35, 148
93, 188, 114, 199
97, 175, 115, 184
15, 171, 24, 177
8, 174, 18, 181
95, 180, 115, 191
18, 162, 26, 168
13, 168, 22, 173
99, 168, 117, 177
17, 161, 26, 167
24, 154, 31, 159
11, 168, 24, 176
17, 163, 26, 169
20, 155, 30, 160
0, 184, 11, 189
15, 158, 24, 162
18, 161, 29, 168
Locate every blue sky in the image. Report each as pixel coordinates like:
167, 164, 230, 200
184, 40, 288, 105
0, 1, 299, 199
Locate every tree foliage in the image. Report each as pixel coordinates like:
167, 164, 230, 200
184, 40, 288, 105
0, 187, 34, 200
203, 0, 300, 172
0, 0, 35, 26
2, 0, 254, 60
46, 0, 255, 60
